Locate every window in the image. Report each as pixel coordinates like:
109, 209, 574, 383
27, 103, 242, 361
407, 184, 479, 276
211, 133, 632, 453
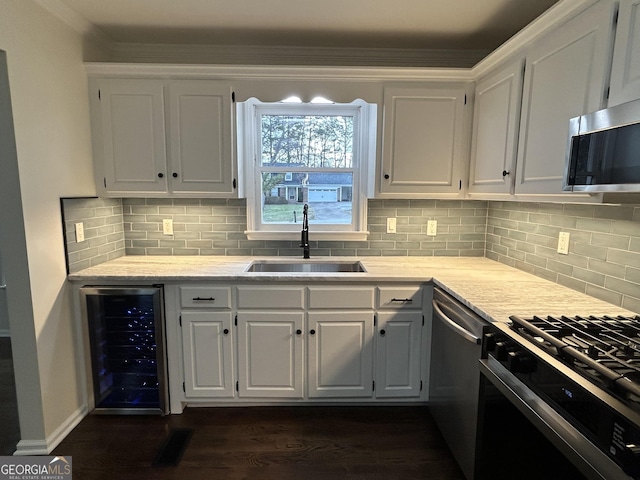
238, 98, 376, 240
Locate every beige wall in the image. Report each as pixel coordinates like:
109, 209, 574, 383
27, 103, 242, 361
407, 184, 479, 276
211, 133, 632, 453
0, 0, 106, 448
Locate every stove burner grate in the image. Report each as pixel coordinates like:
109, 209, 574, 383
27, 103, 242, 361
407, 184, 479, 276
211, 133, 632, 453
510, 314, 640, 407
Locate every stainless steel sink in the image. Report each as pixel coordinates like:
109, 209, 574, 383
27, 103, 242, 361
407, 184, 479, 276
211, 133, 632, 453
245, 260, 366, 273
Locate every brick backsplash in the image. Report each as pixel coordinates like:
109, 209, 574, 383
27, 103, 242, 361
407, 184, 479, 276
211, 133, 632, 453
122, 198, 487, 257
61, 197, 126, 273
486, 201, 640, 312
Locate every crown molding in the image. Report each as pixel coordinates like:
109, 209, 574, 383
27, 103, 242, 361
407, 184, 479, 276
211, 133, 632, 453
32, 0, 114, 52
472, 0, 599, 78
84, 62, 477, 82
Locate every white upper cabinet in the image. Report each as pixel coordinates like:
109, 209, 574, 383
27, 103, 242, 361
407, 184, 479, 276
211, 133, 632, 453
90, 78, 236, 197
468, 59, 524, 196
609, 0, 640, 106
167, 81, 236, 195
514, 0, 616, 195
378, 85, 471, 197
93, 79, 168, 194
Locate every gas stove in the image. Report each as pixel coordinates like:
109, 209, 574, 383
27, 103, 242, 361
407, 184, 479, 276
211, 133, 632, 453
482, 315, 640, 480
509, 314, 640, 413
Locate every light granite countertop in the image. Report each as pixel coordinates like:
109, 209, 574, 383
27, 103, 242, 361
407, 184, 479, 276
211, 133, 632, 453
68, 256, 636, 323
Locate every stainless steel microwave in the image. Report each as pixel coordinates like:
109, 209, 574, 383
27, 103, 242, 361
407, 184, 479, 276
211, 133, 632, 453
563, 98, 640, 192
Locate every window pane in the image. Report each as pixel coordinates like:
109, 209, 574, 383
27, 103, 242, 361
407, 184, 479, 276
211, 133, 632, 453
261, 115, 353, 168
261, 172, 353, 224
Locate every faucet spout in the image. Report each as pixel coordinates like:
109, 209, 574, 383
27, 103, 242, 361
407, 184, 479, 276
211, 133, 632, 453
300, 204, 310, 259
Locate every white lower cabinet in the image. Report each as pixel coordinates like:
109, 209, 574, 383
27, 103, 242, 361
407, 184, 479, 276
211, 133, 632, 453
173, 282, 427, 405
375, 312, 422, 398
236, 312, 304, 398
307, 311, 374, 398
181, 311, 234, 398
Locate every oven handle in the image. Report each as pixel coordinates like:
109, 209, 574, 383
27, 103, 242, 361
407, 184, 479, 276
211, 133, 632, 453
479, 357, 631, 480
432, 298, 481, 345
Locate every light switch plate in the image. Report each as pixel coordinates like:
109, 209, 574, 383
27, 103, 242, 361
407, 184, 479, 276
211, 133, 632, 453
163, 219, 174, 235
557, 232, 570, 255
75, 222, 85, 243
386, 217, 397, 234
427, 220, 438, 236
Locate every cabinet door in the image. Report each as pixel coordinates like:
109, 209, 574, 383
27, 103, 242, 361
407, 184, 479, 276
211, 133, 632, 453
380, 85, 469, 196
181, 311, 234, 398
375, 312, 422, 398
609, 0, 640, 106
167, 81, 236, 195
236, 312, 304, 398
94, 79, 168, 194
469, 59, 524, 195
514, 1, 616, 195
308, 311, 374, 398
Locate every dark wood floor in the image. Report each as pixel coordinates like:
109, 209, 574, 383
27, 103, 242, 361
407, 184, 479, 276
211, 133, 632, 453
0, 337, 20, 456
53, 406, 465, 480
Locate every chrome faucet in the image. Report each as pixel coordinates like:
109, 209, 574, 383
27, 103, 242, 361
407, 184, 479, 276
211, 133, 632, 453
300, 204, 310, 259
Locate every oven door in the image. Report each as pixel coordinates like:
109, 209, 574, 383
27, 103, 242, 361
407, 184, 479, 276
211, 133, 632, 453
476, 357, 631, 480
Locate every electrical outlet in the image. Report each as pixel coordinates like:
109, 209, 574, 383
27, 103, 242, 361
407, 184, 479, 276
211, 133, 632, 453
557, 232, 570, 255
162, 219, 174, 235
427, 220, 438, 236
75, 222, 85, 243
387, 217, 397, 234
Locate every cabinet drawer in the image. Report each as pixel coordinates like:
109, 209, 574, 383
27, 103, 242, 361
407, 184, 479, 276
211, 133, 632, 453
180, 286, 231, 309
308, 287, 375, 309
377, 287, 422, 309
236, 286, 305, 309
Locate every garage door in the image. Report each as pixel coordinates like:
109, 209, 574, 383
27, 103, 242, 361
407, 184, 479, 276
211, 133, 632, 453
308, 188, 338, 202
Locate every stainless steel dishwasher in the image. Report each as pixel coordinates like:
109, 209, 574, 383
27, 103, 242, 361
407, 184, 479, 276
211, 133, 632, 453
429, 287, 490, 480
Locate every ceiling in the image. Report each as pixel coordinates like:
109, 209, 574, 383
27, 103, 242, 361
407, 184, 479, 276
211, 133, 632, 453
55, 0, 561, 51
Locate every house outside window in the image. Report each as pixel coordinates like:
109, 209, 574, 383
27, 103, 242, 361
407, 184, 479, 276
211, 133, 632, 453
238, 98, 376, 240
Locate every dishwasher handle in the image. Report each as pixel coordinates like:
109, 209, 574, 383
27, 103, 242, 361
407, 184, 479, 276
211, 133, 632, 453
432, 298, 481, 345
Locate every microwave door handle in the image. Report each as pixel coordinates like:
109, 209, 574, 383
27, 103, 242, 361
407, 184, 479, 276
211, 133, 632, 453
432, 299, 481, 345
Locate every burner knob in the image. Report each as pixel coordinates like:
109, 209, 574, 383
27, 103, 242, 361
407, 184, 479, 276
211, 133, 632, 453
484, 333, 497, 353
496, 342, 509, 361
507, 351, 535, 374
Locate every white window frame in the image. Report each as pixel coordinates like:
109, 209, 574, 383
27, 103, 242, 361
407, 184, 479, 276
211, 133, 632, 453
238, 98, 375, 241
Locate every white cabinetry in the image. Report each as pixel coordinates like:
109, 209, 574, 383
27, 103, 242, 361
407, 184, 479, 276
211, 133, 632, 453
90, 78, 236, 197
609, 0, 640, 106
236, 286, 305, 398
375, 287, 423, 398
236, 311, 304, 398
307, 287, 375, 398
379, 85, 471, 197
179, 286, 234, 398
92, 79, 167, 194
514, 1, 615, 195
468, 59, 524, 196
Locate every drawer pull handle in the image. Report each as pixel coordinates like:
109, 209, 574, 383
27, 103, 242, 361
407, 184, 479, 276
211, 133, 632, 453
309, 329, 316, 335
390, 298, 412, 303
380, 329, 386, 336
193, 297, 215, 302
223, 329, 229, 335
296, 329, 302, 335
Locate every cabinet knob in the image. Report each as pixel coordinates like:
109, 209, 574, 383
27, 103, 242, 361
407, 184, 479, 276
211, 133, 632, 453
223, 328, 229, 335
172, 172, 178, 178
296, 329, 302, 335
380, 329, 386, 336
502, 170, 510, 177
158, 173, 164, 178
309, 329, 316, 335
384, 174, 390, 180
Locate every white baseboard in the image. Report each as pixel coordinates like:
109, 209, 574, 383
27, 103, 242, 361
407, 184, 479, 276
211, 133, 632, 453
13, 405, 88, 456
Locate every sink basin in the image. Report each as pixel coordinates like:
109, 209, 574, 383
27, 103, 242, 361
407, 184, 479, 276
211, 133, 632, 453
245, 260, 366, 273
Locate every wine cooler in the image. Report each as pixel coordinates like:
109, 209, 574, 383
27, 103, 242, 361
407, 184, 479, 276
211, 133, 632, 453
80, 286, 169, 414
